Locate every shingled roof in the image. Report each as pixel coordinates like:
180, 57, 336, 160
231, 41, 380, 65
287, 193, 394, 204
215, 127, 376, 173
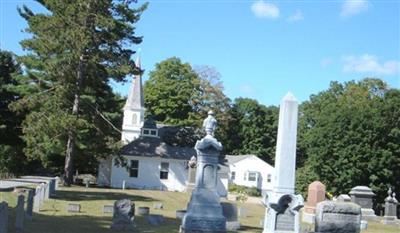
120, 136, 196, 160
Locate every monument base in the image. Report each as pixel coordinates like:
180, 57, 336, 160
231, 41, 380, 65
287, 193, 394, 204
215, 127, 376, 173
382, 216, 399, 225
361, 208, 378, 221
302, 211, 315, 224
180, 226, 226, 233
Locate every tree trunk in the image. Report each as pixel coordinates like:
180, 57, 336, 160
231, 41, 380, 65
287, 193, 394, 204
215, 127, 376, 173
63, 55, 85, 186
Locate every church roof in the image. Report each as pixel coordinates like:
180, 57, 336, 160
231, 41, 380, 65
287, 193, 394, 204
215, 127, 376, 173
124, 56, 144, 110
121, 136, 196, 160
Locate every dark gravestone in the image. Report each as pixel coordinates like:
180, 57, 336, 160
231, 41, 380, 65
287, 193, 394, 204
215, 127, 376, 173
0, 202, 8, 233
15, 194, 25, 231
349, 186, 377, 220
221, 202, 240, 231
146, 214, 165, 226
275, 208, 295, 231
137, 207, 150, 216
110, 199, 135, 230
67, 203, 81, 213
103, 205, 114, 214
26, 189, 34, 220
315, 201, 361, 233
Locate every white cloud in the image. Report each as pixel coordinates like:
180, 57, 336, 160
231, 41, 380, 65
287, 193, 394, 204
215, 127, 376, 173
342, 54, 400, 75
341, 0, 369, 18
251, 0, 280, 19
287, 10, 304, 22
320, 58, 333, 68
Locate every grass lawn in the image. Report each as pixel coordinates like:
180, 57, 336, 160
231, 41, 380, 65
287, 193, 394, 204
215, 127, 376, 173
0, 186, 398, 233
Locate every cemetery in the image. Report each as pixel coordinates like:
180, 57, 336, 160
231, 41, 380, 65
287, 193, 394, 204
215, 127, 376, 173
0, 1, 399, 233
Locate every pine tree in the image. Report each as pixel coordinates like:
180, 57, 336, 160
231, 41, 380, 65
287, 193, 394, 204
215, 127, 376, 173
16, 0, 147, 185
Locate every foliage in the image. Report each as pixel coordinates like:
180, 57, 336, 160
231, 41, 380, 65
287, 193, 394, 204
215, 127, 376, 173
297, 78, 400, 203
225, 98, 278, 163
15, 0, 147, 183
228, 183, 261, 197
0, 50, 27, 175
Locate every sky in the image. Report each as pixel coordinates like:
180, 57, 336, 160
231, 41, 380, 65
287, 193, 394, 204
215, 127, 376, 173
0, 0, 399, 106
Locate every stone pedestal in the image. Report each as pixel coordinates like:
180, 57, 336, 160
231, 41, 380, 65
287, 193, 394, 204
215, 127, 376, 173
315, 201, 361, 233
349, 186, 377, 220
180, 135, 226, 233
263, 93, 304, 233
186, 166, 196, 192
303, 181, 325, 224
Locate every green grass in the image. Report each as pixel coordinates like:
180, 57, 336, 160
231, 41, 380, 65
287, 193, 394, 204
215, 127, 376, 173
0, 186, 398, 233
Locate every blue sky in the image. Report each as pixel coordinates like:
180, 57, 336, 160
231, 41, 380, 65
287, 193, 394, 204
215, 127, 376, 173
1, 0, 399, 106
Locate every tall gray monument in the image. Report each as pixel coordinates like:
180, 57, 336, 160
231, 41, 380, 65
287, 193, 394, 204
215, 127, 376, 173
180, 111, 226, 233
382, 187, 398, 225
263, 92, 304, 233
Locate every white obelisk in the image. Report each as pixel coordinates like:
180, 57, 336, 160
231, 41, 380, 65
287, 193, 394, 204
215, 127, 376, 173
273, 92, 298, 195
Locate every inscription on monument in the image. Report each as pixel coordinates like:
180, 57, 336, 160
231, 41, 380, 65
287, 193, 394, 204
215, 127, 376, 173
322, 213, 360, 222
275, 209, 295, 231
202, 165, 215, 189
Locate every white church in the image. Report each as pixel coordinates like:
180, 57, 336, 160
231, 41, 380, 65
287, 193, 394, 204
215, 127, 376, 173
97, 56, 274, 196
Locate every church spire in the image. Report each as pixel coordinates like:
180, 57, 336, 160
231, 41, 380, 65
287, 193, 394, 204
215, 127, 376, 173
124, 55, 144, 110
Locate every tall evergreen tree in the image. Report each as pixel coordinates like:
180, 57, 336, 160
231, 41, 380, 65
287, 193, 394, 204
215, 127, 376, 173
16, 0, 147, 185
0, 50, 26, 175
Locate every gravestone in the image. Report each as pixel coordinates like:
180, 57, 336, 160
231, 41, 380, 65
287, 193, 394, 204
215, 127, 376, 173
180, 111, 226, 233
0, 202, 8, 233
263, 93, 304, 233
26, 189, 34, 220
337, 194, 351, 202
110, 199, 135, 230
153, 202, 163, 209
186, 156, 197, 192
315, 201, 361, 233
103, 205, 114, 214
303, 181, 326, 223
349, 186, 377, 220
146, 214, 165, 226
176, 210, 186, 219
382, 188, 398, 225
33, 186, 41, 212
137, 206, 150, 216
221, 202, 240, 231
67, 203, 81, 213
15, 194, 25, 231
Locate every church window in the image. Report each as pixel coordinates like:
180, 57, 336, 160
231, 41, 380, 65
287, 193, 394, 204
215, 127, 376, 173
130, 160, 139, 177
160, 162, 169, 180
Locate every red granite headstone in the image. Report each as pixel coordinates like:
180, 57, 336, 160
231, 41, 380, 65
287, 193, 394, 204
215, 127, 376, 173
305, 181, 326, 214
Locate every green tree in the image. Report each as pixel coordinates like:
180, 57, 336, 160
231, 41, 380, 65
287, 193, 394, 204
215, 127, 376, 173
297, 78, 400, 203
16, 0, 147, 184
144, 57, 201, 126
226, 98, 278, 163
0, 50, 26, 175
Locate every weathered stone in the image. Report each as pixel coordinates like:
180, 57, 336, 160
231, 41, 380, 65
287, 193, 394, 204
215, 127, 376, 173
238, 207, 247, 218
337, 194, 351, 202
221, 202, 238, 222
180, 119, 226, 233
382, 188, 398, 225
137, 206, 150, 216
67, 203, 81, 213
0, 202, 8, 233
176, 210, 186, 219
263, 93, 304, 233
153, 202, 163, 209
15, 194, 25, 231
110, 199, 135, 230
303, 181, 326, 224
349, 186, 377, 220
103, 205, 114, 214
26, 189, 34, 220
33, 186, 41, 212
146, 214, 165, 226
315, 201, 361, 233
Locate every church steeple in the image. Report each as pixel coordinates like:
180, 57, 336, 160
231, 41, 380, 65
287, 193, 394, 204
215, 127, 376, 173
124, 56, 144, 110
121, 55, 145, 144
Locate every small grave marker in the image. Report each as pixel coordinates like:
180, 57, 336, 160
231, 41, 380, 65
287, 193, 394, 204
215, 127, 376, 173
103, 205, 114, 214
146, 214, 165, 226
137, 207, 150, 216
67, 203, 81, 213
